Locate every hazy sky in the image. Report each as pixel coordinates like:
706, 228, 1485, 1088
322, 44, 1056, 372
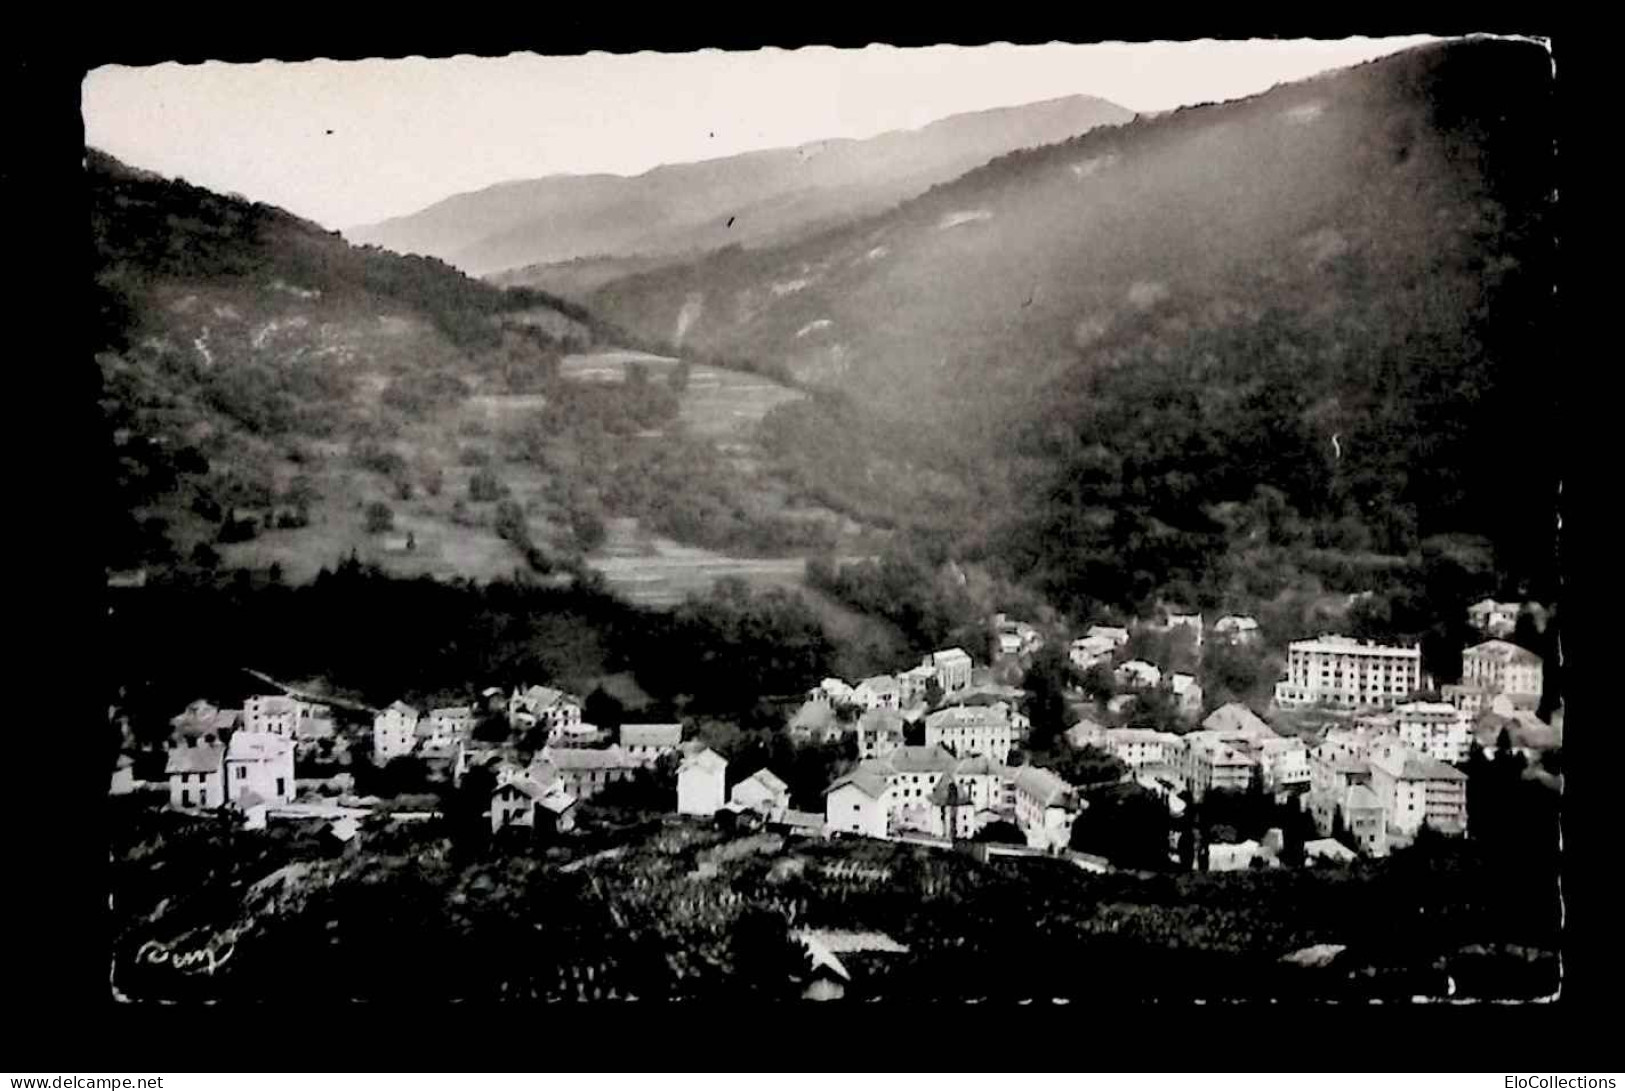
84, 37, 1440, 229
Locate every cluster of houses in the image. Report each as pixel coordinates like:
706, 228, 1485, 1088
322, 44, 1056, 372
1281, 623, 1548, 858
1066, 616, 1223, 721
1067, 701, 1312, 806
824, 744, 1078, 851
786, 646, 1018, 746
991, 614, 1044, 659
159, 696, 308, 818
1052, 594, 1555, 864
129, 591, 1556, 873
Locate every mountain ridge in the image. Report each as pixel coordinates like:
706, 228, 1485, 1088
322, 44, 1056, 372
343, 93, 1134, 275
580, 37, 1558, 617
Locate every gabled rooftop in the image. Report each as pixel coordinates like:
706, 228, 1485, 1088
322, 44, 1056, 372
680, 747, 727, 774
885, 745, 959, 774
825, 769, 888, 800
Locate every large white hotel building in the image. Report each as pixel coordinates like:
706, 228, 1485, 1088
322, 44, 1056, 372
1274, 635, 1423, 711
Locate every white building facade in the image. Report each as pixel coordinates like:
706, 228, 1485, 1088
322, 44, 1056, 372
1274, 636, 1423, 710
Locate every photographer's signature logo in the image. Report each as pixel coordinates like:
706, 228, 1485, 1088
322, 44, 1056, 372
134, 931, 237, 977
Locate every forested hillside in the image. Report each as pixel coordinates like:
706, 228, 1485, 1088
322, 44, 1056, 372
586, 39, 1558, 629
93, 151, 850, 583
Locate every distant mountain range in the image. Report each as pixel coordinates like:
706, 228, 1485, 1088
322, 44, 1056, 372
343, 95, 1134, 277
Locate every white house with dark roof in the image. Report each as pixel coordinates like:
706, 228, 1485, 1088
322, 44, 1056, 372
677, 747, 728, 816
852, 674, 902, 711
730, 768, 791, 818
489, 767, 577, 834
1011, 766, 1080, 851
619, 723, 684, 763
166, 742, 226, 809
225, 731, 294, 807
824, 768, 889, 839
372, 700, 420, 763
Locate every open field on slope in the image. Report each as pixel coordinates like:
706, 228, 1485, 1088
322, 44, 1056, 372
220, 351, 860, 600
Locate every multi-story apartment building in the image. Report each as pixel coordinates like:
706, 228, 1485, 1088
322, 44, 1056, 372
1461, 640, 1543, 701
1273, 635, 1423, 710
924, 704, 1013, 763
1367, 740, 1469, 837
1391, 701, 1473, 764
1101, 728, 1180, 771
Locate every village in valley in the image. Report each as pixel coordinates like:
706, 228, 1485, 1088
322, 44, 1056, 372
88, 37, 1562, 1007
109, 588, 1562, 1001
